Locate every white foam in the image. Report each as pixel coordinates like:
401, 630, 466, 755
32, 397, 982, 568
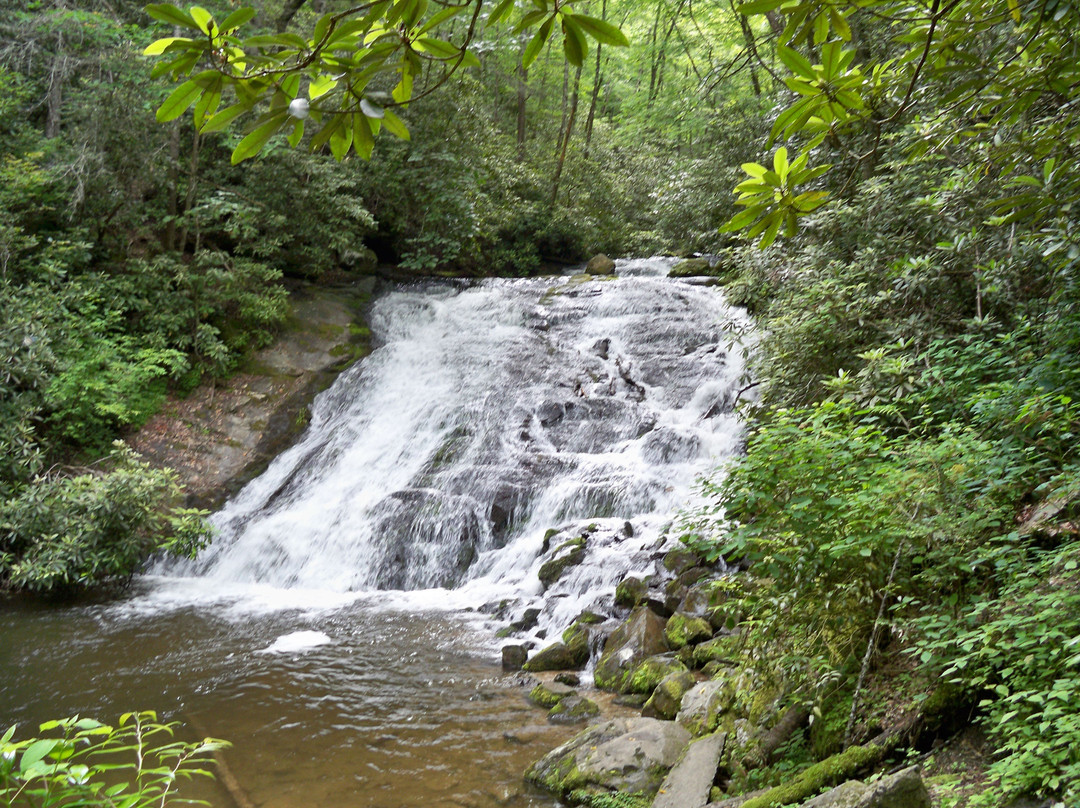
257, 630, 333, 654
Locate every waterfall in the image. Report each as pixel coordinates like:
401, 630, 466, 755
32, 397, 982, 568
162, 257, 752, 631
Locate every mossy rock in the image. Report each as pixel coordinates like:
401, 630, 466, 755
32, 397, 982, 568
693, 636, 740, 668
594, 607, 671, 691
525, 641, 585, 672
561, 622, 596, 668
625, 655, 689, 695
615, 575, 649, 608
585, 254, 617, 276
662, 547, 701, 575
530, 681, 576, 708
642, 669, 697, 720
810, 689, 854, 759
539, 537, 587, 589
664, 612, 714, 650
549, 694, 601, 724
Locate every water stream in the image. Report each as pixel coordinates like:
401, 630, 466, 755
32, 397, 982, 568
0, 257, 752, 808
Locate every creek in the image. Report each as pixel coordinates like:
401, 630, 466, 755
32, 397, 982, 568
0, 257, 752, 808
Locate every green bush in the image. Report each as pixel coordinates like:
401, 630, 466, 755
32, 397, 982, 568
1, 712, 227, 808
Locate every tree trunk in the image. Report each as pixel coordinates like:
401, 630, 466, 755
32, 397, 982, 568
550, 65, 583, 207
276, 0, 308, 32
583, 0, 607, 157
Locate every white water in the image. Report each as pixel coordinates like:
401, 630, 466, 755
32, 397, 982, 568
156, 257, 753, 637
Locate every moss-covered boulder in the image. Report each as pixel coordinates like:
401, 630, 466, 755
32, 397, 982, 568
525, 641, 583, 672
525, 717, 691, 801
560, 621, 596, 668
676, 680, 732, 737
692, 636, 739, 668
585, 254, 617, 276
624, 654, 689, 695
643, 669, 697, 720
530, 681, 575, 708
615, 575, 649, 608
662, 546, 701, 575
549, 694, 601, 724
539, 537, 587, 589
664, 612, 714, 649
594, 606, 670, 691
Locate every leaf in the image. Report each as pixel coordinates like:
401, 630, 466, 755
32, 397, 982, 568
230, 110, 288, 163
20, 739, 58, 773
143, 37, 193, 56
353, 113, 375, 160
220, 7, 256, 32
200, 102, 249, 132
777, 45, 815, 79
571, 14, 629, 47
486, 0, 515, 27
329, 121, 353, 161
156, 79, 203, 122
561, 16, 587, 66
145, 3, 201, 30
188, 6, 214, 35
286, 118, 305, 147
419, 5, 465, 34
381, 109, 410, 140
523, 17, 554, 68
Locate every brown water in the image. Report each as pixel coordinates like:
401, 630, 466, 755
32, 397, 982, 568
0, 585, 576, 808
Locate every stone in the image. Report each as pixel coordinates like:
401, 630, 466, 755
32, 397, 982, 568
529, 681, 575, 708
653, 731, 725, 808
502, 644, 528, 671
525, 717, 692, 799
676, 680, 731, 737
668, 257, 713, 277
538, 537, 587, 589
852, 766, 930, 808
665, 612, 714, 650
339, 245, 378, 274
511, 607, 541, 631
625, 654, 690, 695
561, 621, 596, 668
662, 547, 700, 575
693, 636, 737, 668
525, 642, 582, 672
585, 254, 617, 276
594, 606, 671, 691
643, 670, 697, 720
801, 780, 869, 808
615, 575, 649, 608
555, 672, 581, 687
549, 694, 601, 724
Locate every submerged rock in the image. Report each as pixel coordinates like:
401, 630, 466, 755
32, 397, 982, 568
525, 717, 691, 800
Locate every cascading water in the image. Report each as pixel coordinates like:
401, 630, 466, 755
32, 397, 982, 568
163, 256, 752, 631
1, 257, 754, 808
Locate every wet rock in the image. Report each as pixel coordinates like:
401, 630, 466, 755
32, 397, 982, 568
624, 654, 689, 695
537, 400, 566, 427
643, 669, 697, 720
664, 612, 714, 650
539, 537, 587, 590
561, 621, 596, 668
554, 672, 581, 687
645, 597, 675, 619
549, 694, 600, 724
615, 575, 649, 608
641, 428, 705, 464
663, 547, 701, 576
502, 644, 528, 671
525, 642, 583, 672
594, 606, 671, 691
524, 717, 691, 799
529, 681, 575, 708
591, 338, 611, 360
585, 254, 617, 276
668, 257, 713, 277
511, 608, 542, 632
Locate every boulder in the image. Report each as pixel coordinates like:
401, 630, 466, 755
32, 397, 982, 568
502, 644, 528, 671
615, 575, 649, 609
585, 254, 617, 276
525, 642, 582, 672
539, 537, 587, 589
799, 767, 930, 808
653, 732, 726, 808
561, 621, 597, 668
625, 654, 690, 695
662, 547, 701, 575
525, 717, 691, 800
549, 694, 601, 724
801, 780, 869, 808
665, 612, 714, 650
676, 680, 731, 737
643, 669, 697, 720
693, 636, 738, 668
594, 606, 671, 691
530, 681, 575, 708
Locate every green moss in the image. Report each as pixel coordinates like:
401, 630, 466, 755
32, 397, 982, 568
664, 612, 713, 649
530, 682, 572, 708
550, 696, 600, 722
625, 656, 688, 695
539, 537, 587, 588
566, 791, 651, 808
693, 636, 737, 667
738, 743, 883, 808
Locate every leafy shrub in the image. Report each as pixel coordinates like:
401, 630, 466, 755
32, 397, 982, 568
1, 712, 227, 808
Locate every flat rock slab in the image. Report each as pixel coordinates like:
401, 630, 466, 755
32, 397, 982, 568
653, 731, 725, 808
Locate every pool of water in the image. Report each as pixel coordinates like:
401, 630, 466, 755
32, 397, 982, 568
0, 584, 578, 808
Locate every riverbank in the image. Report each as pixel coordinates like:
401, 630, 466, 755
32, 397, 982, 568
128, 278, 376, 510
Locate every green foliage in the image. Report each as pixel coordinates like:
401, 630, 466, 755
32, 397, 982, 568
0, 444, 210, 593
0, 712, 227, 808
